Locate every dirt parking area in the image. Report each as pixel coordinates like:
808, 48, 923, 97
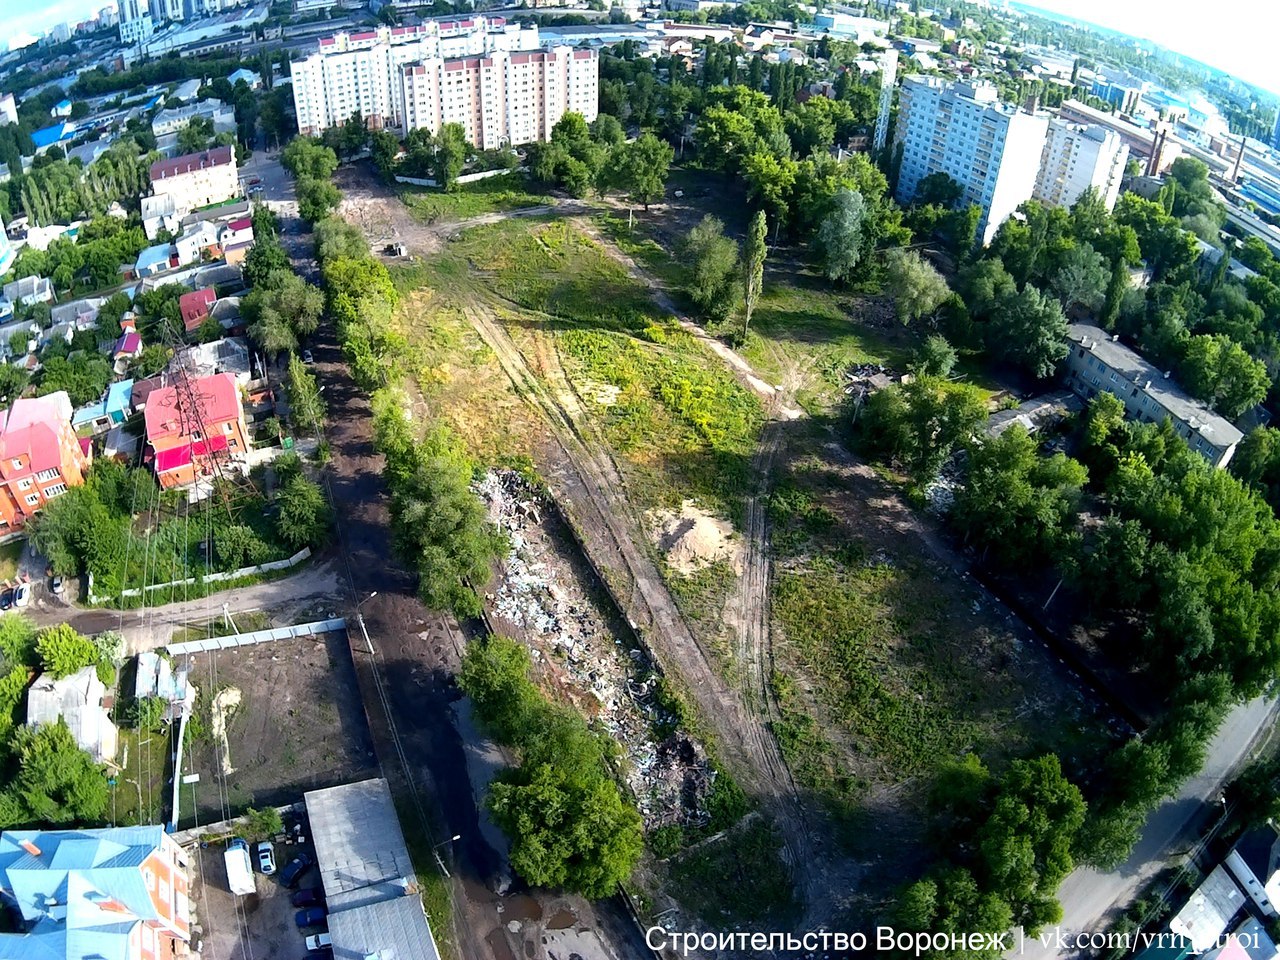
179, 630, 379, 825
190, 822, 323, 960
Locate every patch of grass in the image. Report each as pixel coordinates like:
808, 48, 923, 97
597, 213, 685, 289
770, 672, 865, 823
110, 726, 170, 827
666, 818, 798, 928
398, 172, 551, 224
0, 540, 22, 582
392, 794, 457, 960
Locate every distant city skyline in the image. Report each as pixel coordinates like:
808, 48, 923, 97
1019, 0, 1280, 99
0, 0, 117, 44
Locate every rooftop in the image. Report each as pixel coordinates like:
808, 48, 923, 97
1067, 323, 1244, 449
149, 145, 235, 182
144, 371, 241, 443
1170, 864, 1245, 952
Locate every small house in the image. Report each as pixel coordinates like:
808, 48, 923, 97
227, 68, 262, 89
25, 666, 118, 763
2, 276, 53, 308
141, 193, 182, 241
179, 288, 217, 333
72, 379, 134, 434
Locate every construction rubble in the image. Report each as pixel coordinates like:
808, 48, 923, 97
476, 469, 714, 830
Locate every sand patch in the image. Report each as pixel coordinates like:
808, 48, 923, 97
211, 687, 242, 776
650, 500, 743, 576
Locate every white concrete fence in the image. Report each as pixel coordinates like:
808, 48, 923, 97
87, 548, 312, 604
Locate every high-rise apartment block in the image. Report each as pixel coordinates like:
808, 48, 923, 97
1034, 119, 1129, 211
894, 76, 1049, 245
291, 18, 598, 147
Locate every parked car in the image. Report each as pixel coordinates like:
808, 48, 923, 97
0, 590, 12, 610
304, 932, 331, 951
279, 853, 313, 888
257, 842, 276, 875
50, 576, 63, 595
291, 887, 325, 908
13, 584, 31, 608
301, 349, 314, 364
295, 907, 327, 929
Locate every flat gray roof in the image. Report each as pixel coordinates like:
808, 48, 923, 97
304, 778, 441, 960
1067, 323, 1243, 449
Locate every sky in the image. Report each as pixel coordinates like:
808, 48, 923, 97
0, 0, 1276, 99
1017, 0, 1280, 98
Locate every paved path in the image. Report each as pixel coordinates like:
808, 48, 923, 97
1016, 695, 1280, 958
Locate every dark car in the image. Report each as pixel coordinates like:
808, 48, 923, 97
295, 906, 327, 929
291, 887, 325, 908
279, 853, 314, 888
0, 590, 11, 611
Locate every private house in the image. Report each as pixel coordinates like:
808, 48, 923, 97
218, 217, 254, 266
1226, 826, 1280, 918
140, 193, 181, 241
25, 666, 118, 763
0, 825, 192, 960
72, 379, 135, 435
179, 288, 217, 334
2, 276, 53, 309
173, 221, 218, 267
1170, 864, 1246, 952
0, 392, 91, 531
173, 337, 251, 384
144, 372, 249, 489
112, 330, 143, 377
1063, 323, 1244, 468
134, 243, 173, 279
227, 67, 262, 89
148, 146, 237, 217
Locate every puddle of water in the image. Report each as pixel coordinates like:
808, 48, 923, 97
503, 894, 543, 922
487, 928, 517, 960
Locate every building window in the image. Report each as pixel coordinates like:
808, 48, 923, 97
35, 468, 59, 482
44, 484, 66, 498
23, 494, 38, 506
9, 460, 20, 470
16, 479, 31, 491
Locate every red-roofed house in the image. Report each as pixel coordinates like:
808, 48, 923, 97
0, 391, 91, 530
217, 218, 255, 266
179, 288, 217, 333
144, 373, 248, 489
148, 146, 237, 217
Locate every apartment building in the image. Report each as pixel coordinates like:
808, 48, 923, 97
0, 392, 91, 531
149, 146, 237, 215
291, 17, 595, 144
402, 46, 598, 149
0, 826, 191, 960
1034, 119, 1129, 211
1063, 323, 1242, 468
144, 372, 249, 489
1057, 99, 1180, 175
0, 94, 16, 127
119, 14, 154, 45
894, 77, 1049, 245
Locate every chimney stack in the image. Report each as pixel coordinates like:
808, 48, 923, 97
19, 840, 41, 857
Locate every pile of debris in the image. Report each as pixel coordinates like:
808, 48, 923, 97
650, 501, 744, 577
476, 470, 714, 829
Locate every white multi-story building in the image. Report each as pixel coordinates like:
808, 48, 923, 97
119, 13, 154, 45
894, 77, 1049, 245
98, 5, 118, 27
0, 94, 16, 127
149, 145, 238, 214
291, 17, 594, 143
1034, 119, 1129, 212
401, 47, 597, 149
155, 0, 184, 21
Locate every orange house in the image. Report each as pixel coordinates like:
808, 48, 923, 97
144, 372, 249, 489
0, 826, 191, 960
0, 390, 92, 532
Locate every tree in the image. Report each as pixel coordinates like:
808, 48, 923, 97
177, 116, 214, 154
913, 335, 958, 377
885, 250, 950, 325
1049, 242, 1109, 314
281, 136, 339, 180
682, 215, 739, 322
960, 258, 1017, 321
913, 172, 964, 209
741, 210, 767, 341
985, 285, 1068, 379
248, 308, 296, 360
2, 721, 109, 827
1179, 334, 1270, 419
276, 474, 331, 550
951, 425, 1088, 567
7, 329, 30, 358
607, 132, 673, 224
296, 177, 341, 223
743, 151, 797, 227
241, 806, 284, 841
35, 625, 97, 679
287, 353, 326, 432
370, 129, 400, 181
860, 376, 988, 485
433, 123, 468, 192
815, 188, 866, 283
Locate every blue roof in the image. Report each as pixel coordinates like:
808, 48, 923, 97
30, 123, 74, 150
55, 99, 71, 110
72, 401, 106, 427
144, 94, 163, 110
106, 379, 133, 413
135, 244, 171, 270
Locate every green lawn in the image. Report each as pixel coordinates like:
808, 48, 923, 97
398, 172, 552, 224
0, 540, 23, 583
110, 725, 171, 827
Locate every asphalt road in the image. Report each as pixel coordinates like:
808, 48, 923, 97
1015, 695, 1279, 959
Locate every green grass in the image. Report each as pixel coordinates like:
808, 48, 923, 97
398, 173, 552, 224
0, 541, 22, 582
666, 817, 799, 928
770, 672, 865, 825
110, 725, 171, 827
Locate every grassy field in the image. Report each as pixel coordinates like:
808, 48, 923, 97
663, 817, 798, 928
0, 541, 22, 583
110, 725, 171, 827
397, 173, 552, 224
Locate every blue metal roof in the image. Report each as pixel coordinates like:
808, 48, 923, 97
30, 123, 74, 150
106, 379, 134, 414
135, 244, 171, 270
72, 402, 106, 427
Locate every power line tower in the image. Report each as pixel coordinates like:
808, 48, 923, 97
156, 322, 255, 519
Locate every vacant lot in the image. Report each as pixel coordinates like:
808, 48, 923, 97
179, 631, 378, 826
398, 173, 551, 224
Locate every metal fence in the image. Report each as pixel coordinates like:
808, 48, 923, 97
165, 617, 347, 656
